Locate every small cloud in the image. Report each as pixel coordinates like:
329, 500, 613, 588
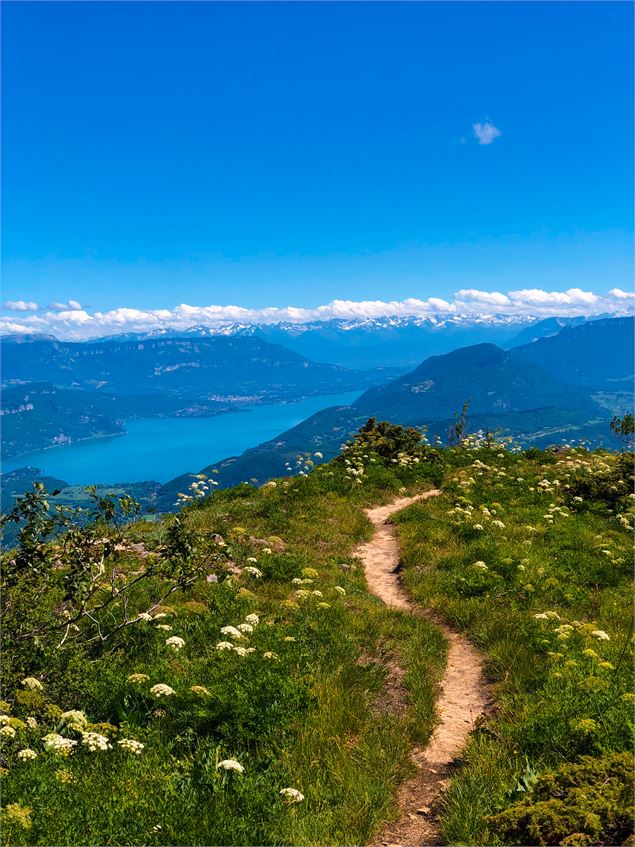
49, 299, 83, 311
2, 300, 39, 312
473, 121, 501, 145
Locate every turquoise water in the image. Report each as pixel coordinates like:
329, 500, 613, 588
2, 392, 359, 484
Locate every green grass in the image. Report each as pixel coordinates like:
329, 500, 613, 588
394, 447, 634, 845
1, 454, 446, 846
2, 437, 632, 846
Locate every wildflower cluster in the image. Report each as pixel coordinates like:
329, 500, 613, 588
175, 472, 219, 507
284, 453, 320, 477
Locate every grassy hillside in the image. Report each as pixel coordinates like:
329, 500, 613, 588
1, 425, 632, 846
395, 445, 634, 845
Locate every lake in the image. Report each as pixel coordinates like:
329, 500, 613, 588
2, 391, 360, 484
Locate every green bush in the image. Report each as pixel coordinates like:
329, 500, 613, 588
485, 753, 634, 846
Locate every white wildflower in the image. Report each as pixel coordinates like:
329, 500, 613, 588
237, 623, 253, 634
591, 630, 610, 641
220, 626, 243, 640
43, 733, 78, 754
244, 613, 259, 626
216, 641, 235, 651
17, 748, 38, 761
217, 759, 244, 773
60, 710, 88, 728
149, 683, 175, 697
165, 636, 185, 651
81, 732, 111, 752
127, 673, 150, 683
117, 738, 145, 755
21, 677, 43, 691
280, 787, 304, 803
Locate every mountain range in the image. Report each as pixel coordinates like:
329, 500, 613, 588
92, 313, 594, 369
2, 316, 632, 514
154, 317, 633, 509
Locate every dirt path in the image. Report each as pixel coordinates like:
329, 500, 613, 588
356, 491, 490, 847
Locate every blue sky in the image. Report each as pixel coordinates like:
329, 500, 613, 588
2, 1, 633, 330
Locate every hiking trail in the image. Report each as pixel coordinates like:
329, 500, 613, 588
355, 490, 490, 847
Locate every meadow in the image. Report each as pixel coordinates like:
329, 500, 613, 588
1, 422, 633, 846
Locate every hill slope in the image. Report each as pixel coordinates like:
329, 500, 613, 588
2, 433, 632, 846
156, 342, 605, 506
511, 316, 634, 389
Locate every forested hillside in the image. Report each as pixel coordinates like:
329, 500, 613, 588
1, 422, 632, 846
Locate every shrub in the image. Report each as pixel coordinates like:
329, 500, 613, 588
485, 745, 633, 844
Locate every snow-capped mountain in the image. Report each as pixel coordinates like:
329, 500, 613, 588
85, 313, 589, 369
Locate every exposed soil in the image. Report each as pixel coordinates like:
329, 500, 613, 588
355, 491, 491, 847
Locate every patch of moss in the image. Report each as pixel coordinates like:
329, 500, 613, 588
486, 753, 634, 846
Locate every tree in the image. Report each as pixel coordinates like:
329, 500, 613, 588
610, 414, 634, 450
448, 400, 470, 447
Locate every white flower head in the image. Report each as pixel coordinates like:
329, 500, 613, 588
591, 630, 610, 641
17, 748, 38, 760
216, 641, 235, 651
117, 738, 145, 755
244, 613, 259, 626
165, 636, 185, 651
81, 732, 111, 752
280, 787, 304, 803
43, 733, 78, 754
220, 626, 243, 640
149, 683, 175, 697
217, 758, 244, 773
21, 677, 43, 691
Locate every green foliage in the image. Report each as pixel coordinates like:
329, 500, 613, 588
341, 418, 426, 462
610, 413, 634, 450
486, 753, 634, 846
1, 427, 632, 846
448, 399, 471, 447
394, 445, 633, 845
0, 427, 445, 846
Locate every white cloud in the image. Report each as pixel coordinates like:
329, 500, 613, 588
473, 121, 502, 145
455, 289, 511, 306
0, 288, 632, 340
49, 299, 83, 311
2, 300, 39, 311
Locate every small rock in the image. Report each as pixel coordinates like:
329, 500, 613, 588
416, 807, 431, 816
